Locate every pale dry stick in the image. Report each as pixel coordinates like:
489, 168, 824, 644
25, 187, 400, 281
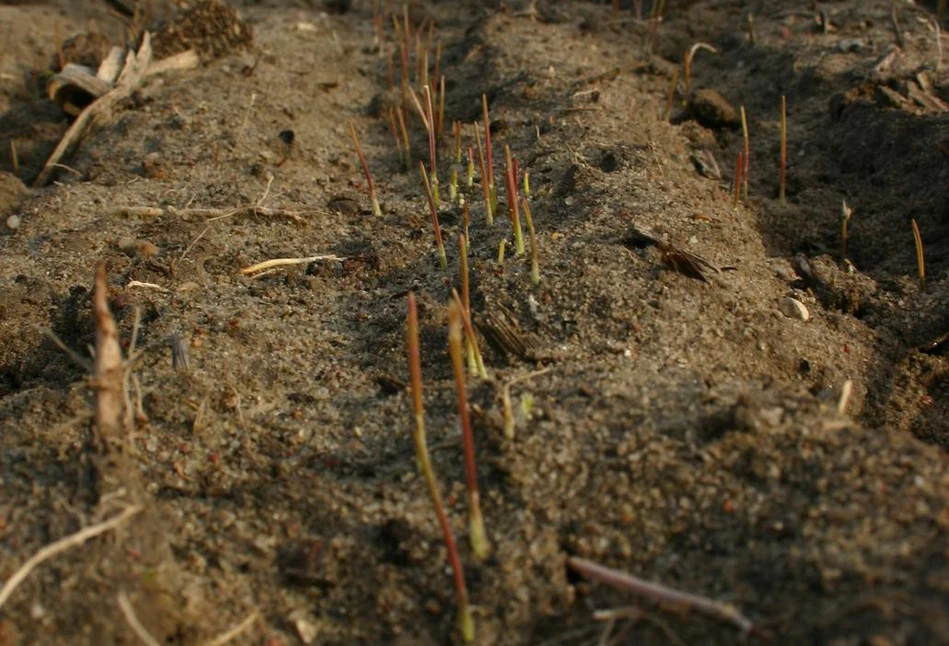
94, 261, 125, 442
240, 255, 343, 276
683, 42, 718, 94
127, 280, 170, 292
112, 205, 307, 224
143, 48, 198, 78
118, 591, 162, 646
407, 293, 475, 643
202, 610, 260, 646
0, 505, 142, 610
837, 379, 854, 415
912, 218, 926, 291
349, 122, 383, 217
500, 367, 552, 440
36, 33, 152, 187
840, 200, 852, 264
447, 300, 489, 561
566, 557, 772, 640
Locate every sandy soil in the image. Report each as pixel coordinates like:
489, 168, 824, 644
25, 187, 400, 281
2, 0, 949, 644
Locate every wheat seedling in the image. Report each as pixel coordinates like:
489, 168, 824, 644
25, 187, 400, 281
348, 122, 382, 217
840, 200, 852, 265
740, 105, 750, 198
406, 293, 475, 643
420, 162, 448, 268
504, 144, 526, 257
473, 123, 494, 226
779, 95, 787, 206
912, 218, 925, 291
521, 197, 540, 286
447, 300, 489, 560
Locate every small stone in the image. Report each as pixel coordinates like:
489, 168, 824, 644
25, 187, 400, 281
779, 297, 810, 321
688, 89, 740, 129
6, 214, 21, 230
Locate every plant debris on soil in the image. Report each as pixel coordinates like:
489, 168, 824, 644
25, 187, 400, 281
2, 0, 949, 644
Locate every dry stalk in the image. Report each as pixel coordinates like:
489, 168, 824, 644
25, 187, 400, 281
36, 33, 153, 187
840, 200, 852, 264
0, 505, 142, 610
118, 591, 162, 646
567, 557, 771, 640
447, 300, 489, 560
407, 293, 475, 643
94, 262, 125, 444
683, 42, 718, 94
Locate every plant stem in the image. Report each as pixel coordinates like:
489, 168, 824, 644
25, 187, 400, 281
473, 123, 494, 226
912, 218, 925, 291
740, 105, 750, 199
733, 151, 743, 209
482, 95, 497, 215
521, 197, 540, 286
349, 122, 382, 217
407, 294, 475, 643
779, 95, 787, 206
447, 300, 489, 560
420, 162, 447, 268
504, 144, 525, 257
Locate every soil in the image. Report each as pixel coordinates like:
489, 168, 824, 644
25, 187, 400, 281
2, 0, 949, 644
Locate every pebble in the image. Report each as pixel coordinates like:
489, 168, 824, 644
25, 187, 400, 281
779, 297, 810, 321
6, 214, 21, 230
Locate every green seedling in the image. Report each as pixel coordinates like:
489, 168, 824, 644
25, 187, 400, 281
504, 144, 525, 257
419, 162, 447, 268
523, 170, 531, 198
461, 198, 470, 249
779, 95, 787, 205
482, 95, 497, 214
406, 293, 475, 643
500, 368, 552, 440
912, 218, 925, 291
447, 300, 489, 560
521, 197, 540, 286
459, 233, 476, 374
348, 122, 382, 217
840, 200, 852, 264
452, 287, 487, 380
740, 106, 750, 198
473, 123, 494, 226
683, 42, 718, 94
450, 167, 459, 203
497, 239, 506, 265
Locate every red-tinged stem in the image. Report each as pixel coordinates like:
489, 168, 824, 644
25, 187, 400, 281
447, 300, 488, 559
504, 144, 525, 256
482, 95, 496, 211
407, 294, 475, 643
419, 162, 447, 268
349, 122, 382, 217
473, 123, 493, 226
779, 95, 787, 205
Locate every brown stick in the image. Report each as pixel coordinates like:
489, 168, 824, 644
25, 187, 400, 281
35, 33, 153, 187
567, 557, 772, 640
94, 262, 125, 443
